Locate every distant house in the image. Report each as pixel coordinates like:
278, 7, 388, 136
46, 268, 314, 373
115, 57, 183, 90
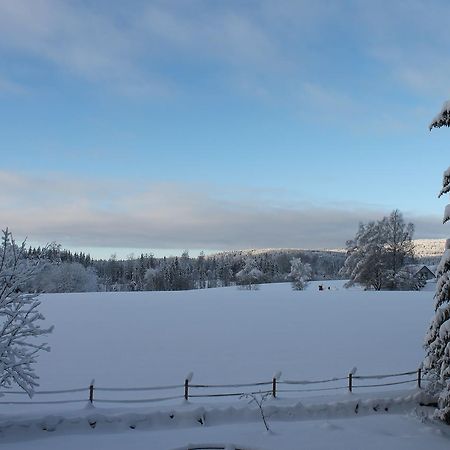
413, 265, 436, 280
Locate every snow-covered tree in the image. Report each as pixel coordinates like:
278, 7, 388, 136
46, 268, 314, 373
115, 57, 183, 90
236, 257, 263, 289
341, 210, 415, 290
289, 257, 312, 290
424, 101, 450, 424
32, 262, 98, 293
383, 210, 415, 287
144, 267, 162, 291
0, 229, 53, 396
341, 220, 385, 290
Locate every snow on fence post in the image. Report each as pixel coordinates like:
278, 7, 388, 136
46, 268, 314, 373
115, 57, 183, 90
89, 379, 95, 404
272, 371, 282, 398
417, 368, 422, 389
184, 372, 193, 401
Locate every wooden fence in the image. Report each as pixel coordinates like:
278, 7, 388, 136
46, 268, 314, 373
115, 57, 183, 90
0, 368, 425, 406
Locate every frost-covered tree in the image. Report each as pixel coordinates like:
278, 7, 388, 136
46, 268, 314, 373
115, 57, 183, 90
341, 210, 415, 290
144, 267, 162, 291
424, 101, 450, 424
32, 262, 98, 293
236, 257, 263, 289
0, 229, 53, 396
341, 220, 386, 290
289, 257, 312, 290
195, 252, 207, 289
383, 210, 415, 287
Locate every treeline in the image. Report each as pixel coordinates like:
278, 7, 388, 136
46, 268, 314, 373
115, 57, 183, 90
95, 249, 345, 292
24, 245, 97, 293
28, 246, 93, 267
24, 246, 346, 293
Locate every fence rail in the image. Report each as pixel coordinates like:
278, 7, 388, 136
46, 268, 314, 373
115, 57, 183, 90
0, 368, 427, 406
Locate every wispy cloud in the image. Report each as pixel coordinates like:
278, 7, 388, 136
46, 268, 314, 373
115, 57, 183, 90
0, 0, 171, 96
0, 0, 446, 126
139, 4, 281, 69
0, 75, 26, 94
0, 0, 287, 97
0, 1, 358, 103
1, 170, 443, 251
300, 82, 358, 116
354, 0, 450, 99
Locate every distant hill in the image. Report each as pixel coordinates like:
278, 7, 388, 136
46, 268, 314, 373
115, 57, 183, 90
215, 239, 445, 259
212, 239, 446, 271
412, 239, 446, 259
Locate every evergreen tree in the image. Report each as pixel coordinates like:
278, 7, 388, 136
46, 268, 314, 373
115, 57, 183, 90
424, 101, 450, 423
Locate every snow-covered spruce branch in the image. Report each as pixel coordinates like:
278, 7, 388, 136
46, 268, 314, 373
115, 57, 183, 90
0, 228, 53, 397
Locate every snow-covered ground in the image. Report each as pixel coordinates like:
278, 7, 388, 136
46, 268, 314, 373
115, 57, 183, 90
4, 411, 450, 450
33, 280, 433, 390
2, 280, 450, 449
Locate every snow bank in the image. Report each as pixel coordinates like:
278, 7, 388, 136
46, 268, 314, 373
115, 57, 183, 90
0, 390, 435, 439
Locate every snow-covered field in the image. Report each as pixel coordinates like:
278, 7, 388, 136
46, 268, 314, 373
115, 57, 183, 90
2, 280, 450, 449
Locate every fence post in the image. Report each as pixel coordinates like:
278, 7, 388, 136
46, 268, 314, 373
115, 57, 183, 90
184, 372, 193, 401
89, 380, 95, 404
348, 373, 353, 393
184, 378, 189, 400
272, 371, 281, 398
417, 368, 422, 389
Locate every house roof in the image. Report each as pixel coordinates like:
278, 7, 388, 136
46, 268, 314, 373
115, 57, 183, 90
413, 265, 435, 277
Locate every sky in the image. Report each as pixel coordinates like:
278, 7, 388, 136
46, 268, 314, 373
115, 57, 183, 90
1, 0, 450, 258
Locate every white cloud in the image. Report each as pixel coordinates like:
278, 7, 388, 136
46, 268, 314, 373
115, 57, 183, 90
0, 0, 170, 95
0, 0, 288, 97
0, 1, 347, 102
0, 0, 446, 127
0, 170, 443, 251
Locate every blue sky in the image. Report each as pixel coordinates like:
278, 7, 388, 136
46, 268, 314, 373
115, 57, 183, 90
1, 0, 450, 258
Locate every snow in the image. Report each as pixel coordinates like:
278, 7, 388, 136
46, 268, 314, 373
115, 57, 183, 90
439, 166, 450, 198
444, 204, 450, 224
19, 281, 430, 397
1, 415, 449, 450
1, 280, 449, 449
436, 249, 450, 275
2, 402, 450, 450
413, 239, 446, 258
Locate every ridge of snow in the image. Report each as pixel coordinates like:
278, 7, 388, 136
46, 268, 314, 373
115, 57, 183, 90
0, 390, 434, 438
